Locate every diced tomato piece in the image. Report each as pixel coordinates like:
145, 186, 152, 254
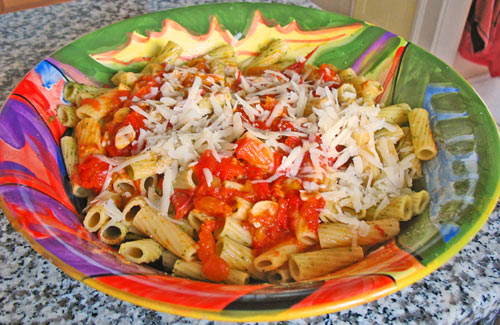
262, 96, 279, 111
284, 136, 302, 149
299, 196, 325, 233
193, 150, 219, 183
202, 255, 230, 282
197, 220, 230, 282
76, 155, 110, 193
219, 157, 246, 181
131, 75, 160, 98
285, 46, 319, 74
194, 150, 245, 184
194, 196, 232, 217
170, 189, 194, 219
235, 135, 275, 172
105, 111, 145, 157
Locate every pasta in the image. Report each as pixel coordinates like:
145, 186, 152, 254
60, 39, 437, 284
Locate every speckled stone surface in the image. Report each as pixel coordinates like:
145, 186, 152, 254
0, 0, 499, 323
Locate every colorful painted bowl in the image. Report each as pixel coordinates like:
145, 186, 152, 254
0, 3, 499, 322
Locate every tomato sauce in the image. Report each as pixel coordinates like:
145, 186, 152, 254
197, 219, 230, 282
75, 155, 110, 193
105, 111, 145, 157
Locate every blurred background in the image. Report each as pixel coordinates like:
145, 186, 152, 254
1, 0, 498, 123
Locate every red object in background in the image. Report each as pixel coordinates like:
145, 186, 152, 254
458, 0, 500, 77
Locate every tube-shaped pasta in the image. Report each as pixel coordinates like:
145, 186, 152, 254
161, 249, 178, 270
289, 247, 364, 281
267, 265, 293, 284
216, 236, 254, 272
365, 195, 412, 221
253, 238, 300, 272
98, 220, 128, 245
75, 118, 104, 163
172, 168, 196, 190
378, 103, 411, 125
338, 83, 357, 104
295, 215, 318, 245
75, 92, 95, 107
360, 80, 382, 100
63, 81, 108, 104
231, 197, 252, 220
111, 71, 139, 87
318, 219, 400, 248
139, 175, 157, 194
410, 190, 430, 216
112, 174, 136, 195
187, 209, 213, 231
408, 108, 438, 160
206, 44, 238, 77
338, 68, 357, 83
246, 39, 289, 70
216, 217, 252, 247
119, 239, 163, 264
176, 218, 195, 238
61, 136, 78, 177
75, 88, 124, 120
57, 105, 78, 127
173, 260, 250, 285
126, 152, 170, 180
142, 41, 183, 74
216, 237, 265, 280
122, 196, 148, 226
83, 205, 109, 232
133, 205, 198, 261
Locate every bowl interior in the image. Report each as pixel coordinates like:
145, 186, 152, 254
0, 3, 499, 322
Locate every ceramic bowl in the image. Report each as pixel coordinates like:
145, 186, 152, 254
1, 3, 499, 321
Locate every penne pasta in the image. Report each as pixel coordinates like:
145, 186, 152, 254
378, 103, 411, 125
173, 260, 250, 285
289, 246, 364, 281
410, 190, 430, 216
126, 152, 170, 180
216, 216, 253, 247
161, 249, 178, 270
75, 117, 104, 163
142, 41, 183, 74
63, 81, 108, 105
57, 105, 78, 127
253, 238, 300, 272
83, 205, 109, 232
133, 205, 198, 261
267, 265, 293, 284
75, 88, 125, 120
245, 39, 289, 71
318, 219, 400, 248
119, 238, 163, 264
121, 196, 148, 226
98, 220, 128, 245
365, 195, 412, 221
408, 108, 438, 160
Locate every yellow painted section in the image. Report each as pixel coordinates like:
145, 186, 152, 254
353, 0, 418, 39
91, 12, 364, 69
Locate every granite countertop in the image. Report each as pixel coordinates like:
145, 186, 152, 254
1, 0, 499, 323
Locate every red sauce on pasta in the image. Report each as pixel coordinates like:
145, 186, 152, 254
75, 155, 110, 192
